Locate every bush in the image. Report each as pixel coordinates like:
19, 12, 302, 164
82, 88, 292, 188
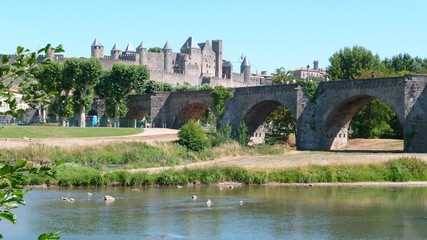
386, 157, 427, 181
208, 123, 233, 147
178, 119, 211, 152
238, 121, 249, 146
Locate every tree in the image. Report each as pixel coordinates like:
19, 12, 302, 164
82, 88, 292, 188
272, 67, 295, 84
173, 82, 196, 92
100, 64, 149, 127
178, 119, 211, 151
265, 106, 296, 144
237, 121, 250, 146
1, 45, 58, 116
383, 53, 424, 73
199, 84, 213, 91
326, 45, 381, 80
1, 45, 62, 239
32, 61, 74, 125
142, 79, 173, 94
211, 86, 233, 116
64, 58, 103, 127
148, 47, 162, 53
350, 99, 402, 139
20, 80, 51, 123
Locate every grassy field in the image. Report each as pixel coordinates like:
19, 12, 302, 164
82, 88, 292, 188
0, 126, 144, 138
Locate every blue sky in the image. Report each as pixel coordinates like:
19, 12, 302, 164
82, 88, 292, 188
2, 0, 426, 74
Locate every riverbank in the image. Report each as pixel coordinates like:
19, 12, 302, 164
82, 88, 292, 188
2, 130, 427, 187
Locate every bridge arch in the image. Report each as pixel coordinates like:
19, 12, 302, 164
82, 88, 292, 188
320, 95, 403, 150
242, 100, 297, 136
173, 102, 211, 128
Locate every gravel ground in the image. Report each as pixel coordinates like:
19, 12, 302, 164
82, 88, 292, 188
2, 130, 427, 174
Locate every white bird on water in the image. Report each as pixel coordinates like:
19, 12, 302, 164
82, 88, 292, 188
192, 194, 197, 200
104, 195, 115, 202
207, 199, 212, 207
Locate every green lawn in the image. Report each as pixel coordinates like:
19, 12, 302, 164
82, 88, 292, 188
0, 126, 144, 138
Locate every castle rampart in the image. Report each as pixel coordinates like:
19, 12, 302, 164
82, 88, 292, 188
90, 37, 269, 88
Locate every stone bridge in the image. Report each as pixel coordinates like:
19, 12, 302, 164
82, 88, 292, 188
127, 75, 427, 153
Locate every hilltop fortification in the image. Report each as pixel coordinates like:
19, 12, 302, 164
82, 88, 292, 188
91, 37, 271, 87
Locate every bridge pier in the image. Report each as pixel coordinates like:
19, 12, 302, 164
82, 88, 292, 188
127, 75, 427, 153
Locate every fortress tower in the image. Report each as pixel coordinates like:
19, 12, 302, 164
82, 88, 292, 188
88, 37, 267, 88
212, 40, 223, 78
163, 41, 173, 73
136, 41, 147, 66
91, 38, 104, 58
111, 43, 121, 60
241, 56, 251, 82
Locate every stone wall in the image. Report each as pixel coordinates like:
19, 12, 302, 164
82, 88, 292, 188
127, 75, 427, 153
403, 75, 427, 152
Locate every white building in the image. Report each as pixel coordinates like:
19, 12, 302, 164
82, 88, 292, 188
293, 60, 327, 81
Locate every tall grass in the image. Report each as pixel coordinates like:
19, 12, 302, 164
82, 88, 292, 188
27, 157, 427, 187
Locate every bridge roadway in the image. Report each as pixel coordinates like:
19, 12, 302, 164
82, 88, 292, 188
126, 75, 427, 153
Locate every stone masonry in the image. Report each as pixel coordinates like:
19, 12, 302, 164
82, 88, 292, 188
91, 37, 270, 88
127, 75, 427, 153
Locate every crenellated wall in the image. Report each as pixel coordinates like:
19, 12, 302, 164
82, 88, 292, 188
89, 37, 268, 88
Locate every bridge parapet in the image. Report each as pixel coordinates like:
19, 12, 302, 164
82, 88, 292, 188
127, 75, 427, 152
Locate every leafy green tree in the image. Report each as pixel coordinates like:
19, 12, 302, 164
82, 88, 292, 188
265, 106, 296, 144
142, 80, 173, 94
178, 119, 211, 151
20, 81, 51, 123
383, 53, 423, 73
208, 122, 233, 147
211, 86, 233, 116
148, 47, 162, 53
272, 67, 295, 84
66, 58, 103, 127
1, 45, 60, 116
326, 45, 381, 80
32, 61, 74, 125
199, 84, 213, 91
0, 160, 61, 239
350, 99, 402, 139
237, 121, 250, 146
173, 82, 196, 92
201, 109, 216, 128
100, 64, 149, 126
1, 45, 62, 239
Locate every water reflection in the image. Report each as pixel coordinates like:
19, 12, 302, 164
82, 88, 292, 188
1, 186, 427, 239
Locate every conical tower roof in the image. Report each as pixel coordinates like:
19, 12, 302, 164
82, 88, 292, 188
125, 43, 135, 52
241, 56, 250, 67
136, 41, 146, 50
163, 41, 172, 50
92, 38, 103, 47
111, 43, 120, 51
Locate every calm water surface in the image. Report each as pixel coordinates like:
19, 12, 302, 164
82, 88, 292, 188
1, 185, 427, 239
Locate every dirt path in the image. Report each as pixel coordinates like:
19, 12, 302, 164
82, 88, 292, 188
130, 149, 427, 173
2, 131, 426, 173
0, 128, 179, 149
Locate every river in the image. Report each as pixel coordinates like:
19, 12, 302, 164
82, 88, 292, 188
1, 185, 427, 239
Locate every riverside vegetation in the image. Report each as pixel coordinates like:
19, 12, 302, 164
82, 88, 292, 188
1, 125, 427, 187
